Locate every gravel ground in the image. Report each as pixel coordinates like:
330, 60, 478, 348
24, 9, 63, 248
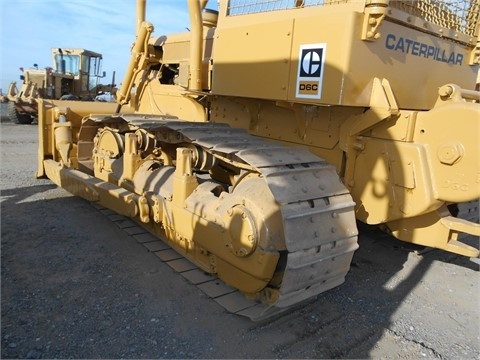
1, 117, 479, 359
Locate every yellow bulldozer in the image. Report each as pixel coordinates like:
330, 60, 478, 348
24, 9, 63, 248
36, 0, 479, 320
6, 48, 113, 124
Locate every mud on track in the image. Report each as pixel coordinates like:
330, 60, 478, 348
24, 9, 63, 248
1, 121, 479, 359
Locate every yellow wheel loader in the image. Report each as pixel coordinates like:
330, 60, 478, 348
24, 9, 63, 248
36, 0, 479, 320
6, 48, 111, 124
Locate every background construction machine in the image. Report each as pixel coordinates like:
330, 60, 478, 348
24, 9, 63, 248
5, 48, 113, 124
36, 0, 479, 320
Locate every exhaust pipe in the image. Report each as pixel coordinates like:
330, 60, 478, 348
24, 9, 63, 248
136, 0, 146, 35
187, 0, 204, 91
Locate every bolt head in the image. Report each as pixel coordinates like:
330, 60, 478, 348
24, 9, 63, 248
437, 142, 463, 165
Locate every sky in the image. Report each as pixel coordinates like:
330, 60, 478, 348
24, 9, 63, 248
0, 0, 217, 93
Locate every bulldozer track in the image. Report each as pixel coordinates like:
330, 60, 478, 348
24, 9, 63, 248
93, 204, 290, 321
94, 201, 357, 321
82, 116, 359, 321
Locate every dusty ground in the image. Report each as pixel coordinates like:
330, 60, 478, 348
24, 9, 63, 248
1, 115, 479, 359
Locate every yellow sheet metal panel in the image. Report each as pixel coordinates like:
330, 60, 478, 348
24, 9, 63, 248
345, 20, 478, 109
287, 10, 478, 109
286, 10, 357, 105
215, 4, 478, 109
152, 33, 191, 63
211, 18, 294, 100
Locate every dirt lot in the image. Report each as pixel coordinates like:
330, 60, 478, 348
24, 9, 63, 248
1, 117, 479, 359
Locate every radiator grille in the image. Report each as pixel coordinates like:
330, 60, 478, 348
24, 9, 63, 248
227, 0, 479, 37
390, 0, 479, 37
